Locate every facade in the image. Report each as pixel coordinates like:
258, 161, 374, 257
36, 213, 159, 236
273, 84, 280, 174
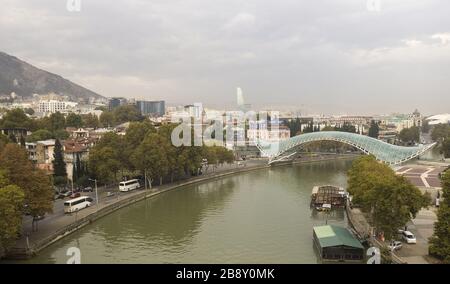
25, 142, 37, 162
136, 100, 165, 117
64, 139, 90, 181
184, 103, 203, 119
377, 110, 423, 133
108, 97, 127, 110
38, 100, 77, 114
0, 127, 29, 139
34, 139, 56, 171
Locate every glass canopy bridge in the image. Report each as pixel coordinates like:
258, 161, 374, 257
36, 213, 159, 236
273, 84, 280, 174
255, 131, 436, 165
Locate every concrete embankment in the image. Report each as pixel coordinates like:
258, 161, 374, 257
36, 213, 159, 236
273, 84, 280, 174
345, 201, 407, 264
5, 155, 357, 260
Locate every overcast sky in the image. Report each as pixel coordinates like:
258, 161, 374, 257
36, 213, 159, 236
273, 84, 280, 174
1, 0, 449, 115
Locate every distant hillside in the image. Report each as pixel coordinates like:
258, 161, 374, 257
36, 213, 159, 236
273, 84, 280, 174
0, 51, 104, 101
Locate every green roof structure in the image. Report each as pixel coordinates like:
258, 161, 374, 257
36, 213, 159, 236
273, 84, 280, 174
313, 225, 363, 249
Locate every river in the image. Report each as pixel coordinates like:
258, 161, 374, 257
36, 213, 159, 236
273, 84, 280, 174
21, 159, 354, 264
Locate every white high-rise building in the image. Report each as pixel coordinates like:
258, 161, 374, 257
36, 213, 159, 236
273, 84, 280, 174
237, 87, 244, 107
38, 100, 77, 114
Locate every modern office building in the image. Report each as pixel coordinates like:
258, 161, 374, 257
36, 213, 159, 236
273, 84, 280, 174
108, 97, 128, 111
184, 103, 203, 119
136, 100, 165, 117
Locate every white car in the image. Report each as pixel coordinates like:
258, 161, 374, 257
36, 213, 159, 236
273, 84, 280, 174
401, 231, 416, 244
388, 241, 403, 251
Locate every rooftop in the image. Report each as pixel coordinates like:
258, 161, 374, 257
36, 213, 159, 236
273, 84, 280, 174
313, 225, 363, 249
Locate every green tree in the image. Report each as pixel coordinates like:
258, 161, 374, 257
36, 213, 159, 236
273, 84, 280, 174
335, 122, 356, 133
113, 105, 142, 125
158, 124, 187, 181
368, 120, 379, 138
398, 126, 420, 144
53, 129, 69, 140
19, 135, 26, 147
0, 144, 53, 231
49, 112, 66, 132
82, 113, 100, 128
431, 124, 450, 142
132, 133, 168, 186
442, 138, 450, 158
66, 113, 83, 128
99, 111, 115, 128
8, 133, 17, 144
26, 129, 53, 142
429, 170, 450, 263
52, 139, 67, 185
24, 108, 34, 116
0, 133, 10, 149
0, 108, 32, 129
88, 147, 120, 183
88, 146, 121, 184
0, 170, 25, 257
347, 155, 429, 240
123, 120, 156, 171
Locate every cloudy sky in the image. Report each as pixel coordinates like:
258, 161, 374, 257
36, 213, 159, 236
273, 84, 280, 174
1, 0, 449, 115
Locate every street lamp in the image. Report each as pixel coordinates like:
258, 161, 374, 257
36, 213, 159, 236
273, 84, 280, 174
88, 178, 99, 211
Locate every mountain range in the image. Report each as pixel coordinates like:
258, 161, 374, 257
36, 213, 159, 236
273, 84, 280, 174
0, 51, 104, 102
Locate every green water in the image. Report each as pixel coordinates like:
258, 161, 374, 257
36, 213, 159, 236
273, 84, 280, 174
21, 159, 353, 264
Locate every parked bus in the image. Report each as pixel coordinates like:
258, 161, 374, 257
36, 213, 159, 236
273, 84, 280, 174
119, 179, 141, 192
64, 196, 93, 213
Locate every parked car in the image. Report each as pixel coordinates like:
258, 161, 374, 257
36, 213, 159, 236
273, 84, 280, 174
401, 231, 417, 244
70, 192, 81, 199
82, 187, 93, 192
388, 241, 403, 251
62, 191, 71, 198
106, 191, 115, 197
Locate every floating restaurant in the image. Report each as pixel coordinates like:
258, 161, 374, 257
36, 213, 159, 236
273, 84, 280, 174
311, 185, 347, 210
313, 225, 365, 263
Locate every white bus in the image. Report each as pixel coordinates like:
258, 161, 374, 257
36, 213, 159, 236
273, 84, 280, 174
64, 196, 93, 213
119, 179, 141, 192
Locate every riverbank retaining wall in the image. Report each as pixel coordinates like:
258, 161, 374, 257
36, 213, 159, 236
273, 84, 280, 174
6, 155, 357, 260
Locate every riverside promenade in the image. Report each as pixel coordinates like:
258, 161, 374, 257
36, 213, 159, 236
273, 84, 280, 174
5, 154, 357, 260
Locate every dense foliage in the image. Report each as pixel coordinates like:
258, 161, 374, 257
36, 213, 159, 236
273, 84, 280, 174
347, 155, 430, 240
88, 122, 234, 186
0, 143, 54, 255
429, 170, 450, 263
52, 139, 67, 185
398, 126, 420, 145
368, 120, 379, 138
431, 124, 450, 158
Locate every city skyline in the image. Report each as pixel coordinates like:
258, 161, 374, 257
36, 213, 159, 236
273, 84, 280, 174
1, 1, 450, 114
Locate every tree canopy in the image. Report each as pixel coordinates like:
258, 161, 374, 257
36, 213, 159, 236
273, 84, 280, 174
368, 120, 379, 138
398, 126, 420, 145
0, 170, 25, 257
347, 155, 430, 240
429, 170, 450, 263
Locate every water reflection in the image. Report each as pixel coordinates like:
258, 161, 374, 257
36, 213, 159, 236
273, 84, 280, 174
18, 159, 354, 264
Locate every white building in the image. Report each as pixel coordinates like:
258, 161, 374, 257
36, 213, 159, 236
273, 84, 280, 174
38, 100, 78, 114
427, 114, 450, 125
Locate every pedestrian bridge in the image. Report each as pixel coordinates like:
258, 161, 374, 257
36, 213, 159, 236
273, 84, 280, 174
255, 131, 436, 165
